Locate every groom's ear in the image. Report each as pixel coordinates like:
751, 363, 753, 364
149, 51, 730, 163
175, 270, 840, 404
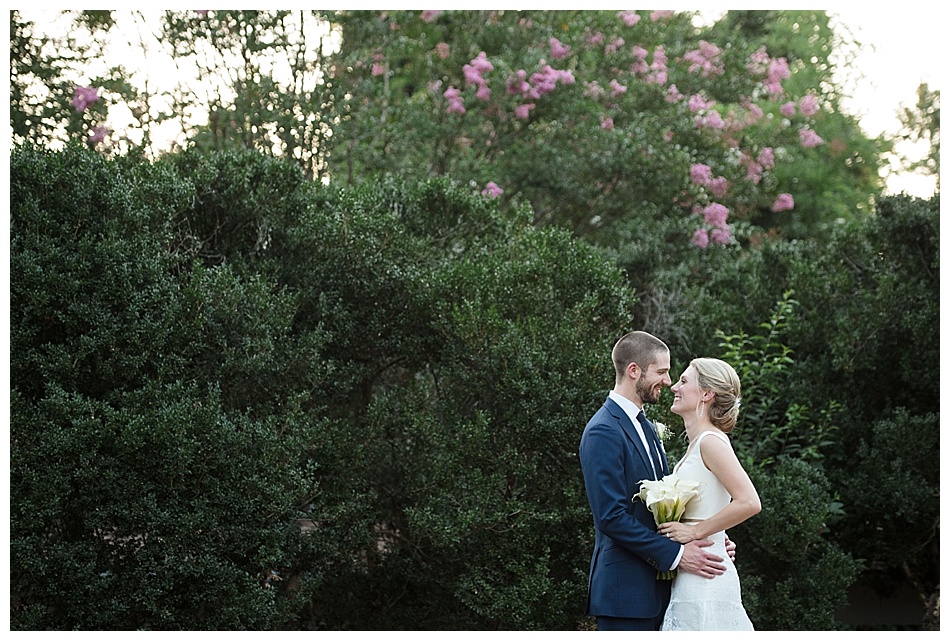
626, 362, 640, 379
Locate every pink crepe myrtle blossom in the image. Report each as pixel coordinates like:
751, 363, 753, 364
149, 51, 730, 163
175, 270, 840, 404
630, 59, 649, 75
745, 102, 764, 123
780, 101, 797, 117
741, 152, 763, 183
435, 42, 450, 59
765, 57, 790, 97
799, 127, 825, 148
688, 93, 714, 112
475, 85, 491, 101
629, 45, 649, 74
696, 111, 725, 129
524, 65, 573, 99
710, 227, 732, 245
708, 176, 729, 198
482, 182, 504, 198
514, 102, 535, 119
651, 10, 674, 21
683, 40, 724, 77
600, 115, 614, 130
690, 163, 714, 185
757, 147, 775, 170
772, 193, 795, 212
443, 86, 466, 114
586, 31, 604, 46
617, 10, 641, 26
799, 94, 820, 116
609, 79, 627, 97
605, 37, 625, 55
87, 125, 109, 146
747, 46, 770, 75
71, 85, 100, 112
463, 52, 493, 87
691, 228, 710, 248
371, 62, 386, 77
666, 85, 684, 103
508, 70, 530, 96
703, 203, 729, 228
549, 37, 571, 59
421, 10, 441, 22
663, 130, 674, 142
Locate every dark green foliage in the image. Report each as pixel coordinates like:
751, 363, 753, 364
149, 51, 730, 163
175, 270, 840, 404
783, 196, 939, 610
738, 459, 860, 630
11, 143, 937, 630
11, 145, 631, 630
646, 193, 939, 628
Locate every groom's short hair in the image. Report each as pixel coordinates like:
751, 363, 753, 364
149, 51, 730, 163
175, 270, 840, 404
612, 331, 669, 383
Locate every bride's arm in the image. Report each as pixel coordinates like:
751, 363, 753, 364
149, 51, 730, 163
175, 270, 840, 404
658, 435, 760, 543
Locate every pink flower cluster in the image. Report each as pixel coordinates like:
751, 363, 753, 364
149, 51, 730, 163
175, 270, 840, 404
799, 127, 824, 148
646, 46, 668, 85
420, 10, 441, 23
87, 125, 109, 146
741, 147, 776, 184
764, 57, 790, 97
549, 37, 571, 60
692, 202, 732, 248
746, 46, 790, 96
443, 86, 466, 114
463, 51, 494, 101
690, 163, 729, 198
771, 193, 795, 212
604, 36, 625, 55
650, 10, 674, 21
617, 10, 640, 27
71, 85, 100, 112
435, 42, 450, 59
507, 63, 575, 118
482, 181, 503, 198
799, 94, 820, 116
683, 41, 724, 77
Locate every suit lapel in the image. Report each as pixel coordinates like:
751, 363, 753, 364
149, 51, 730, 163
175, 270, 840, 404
604, 398, 655, 477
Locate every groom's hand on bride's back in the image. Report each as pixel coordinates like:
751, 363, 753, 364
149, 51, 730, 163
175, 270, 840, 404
678, 539, 727, 579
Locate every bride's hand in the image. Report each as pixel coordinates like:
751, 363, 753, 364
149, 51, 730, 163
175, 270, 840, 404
657, 521, 695, 544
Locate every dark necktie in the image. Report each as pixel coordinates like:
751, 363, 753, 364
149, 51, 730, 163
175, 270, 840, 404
638, 410, 666, 478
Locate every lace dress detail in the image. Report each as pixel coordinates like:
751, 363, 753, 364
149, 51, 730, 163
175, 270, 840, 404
660, 431, 754, 631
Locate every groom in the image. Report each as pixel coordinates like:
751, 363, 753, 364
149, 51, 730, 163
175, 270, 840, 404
579, 331, 727, 631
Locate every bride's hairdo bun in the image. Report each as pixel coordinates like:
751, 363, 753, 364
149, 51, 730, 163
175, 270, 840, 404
691, 357, 741, 433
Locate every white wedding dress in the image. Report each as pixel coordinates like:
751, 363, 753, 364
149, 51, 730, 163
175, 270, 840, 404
661, 430, 754, 631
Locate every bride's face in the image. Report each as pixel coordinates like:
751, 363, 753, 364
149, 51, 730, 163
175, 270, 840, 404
670, 365, 703, 417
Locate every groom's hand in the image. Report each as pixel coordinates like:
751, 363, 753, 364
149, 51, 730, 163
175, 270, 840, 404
724, 534, 737, 561
677, 539, 726, 579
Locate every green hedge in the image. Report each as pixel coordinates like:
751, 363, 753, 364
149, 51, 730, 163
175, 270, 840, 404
12, 144, 934, 630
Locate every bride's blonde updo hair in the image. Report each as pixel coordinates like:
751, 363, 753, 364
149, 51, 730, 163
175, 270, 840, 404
691, 357, 742, 433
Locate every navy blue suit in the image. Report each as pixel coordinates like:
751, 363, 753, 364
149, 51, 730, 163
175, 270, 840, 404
579, 397, 681, 626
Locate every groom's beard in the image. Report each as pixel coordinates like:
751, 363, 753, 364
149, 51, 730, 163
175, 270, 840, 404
637, 378, 662, 405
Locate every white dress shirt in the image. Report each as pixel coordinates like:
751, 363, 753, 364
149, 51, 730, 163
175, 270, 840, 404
608, 390, 684, 570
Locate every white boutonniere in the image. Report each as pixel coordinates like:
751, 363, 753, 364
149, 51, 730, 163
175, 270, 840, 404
655, 421, 670, 443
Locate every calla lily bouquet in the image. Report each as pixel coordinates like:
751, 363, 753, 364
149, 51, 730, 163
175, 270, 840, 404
635, 473, 703, 579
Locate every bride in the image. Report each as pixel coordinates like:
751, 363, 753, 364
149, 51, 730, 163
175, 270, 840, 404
658, 358, 760, 631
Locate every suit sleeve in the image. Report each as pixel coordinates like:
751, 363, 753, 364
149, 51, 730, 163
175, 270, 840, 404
580, 418, 681, 572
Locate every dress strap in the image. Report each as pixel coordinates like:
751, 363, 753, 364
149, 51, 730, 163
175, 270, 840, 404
694, 430, 730, 448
